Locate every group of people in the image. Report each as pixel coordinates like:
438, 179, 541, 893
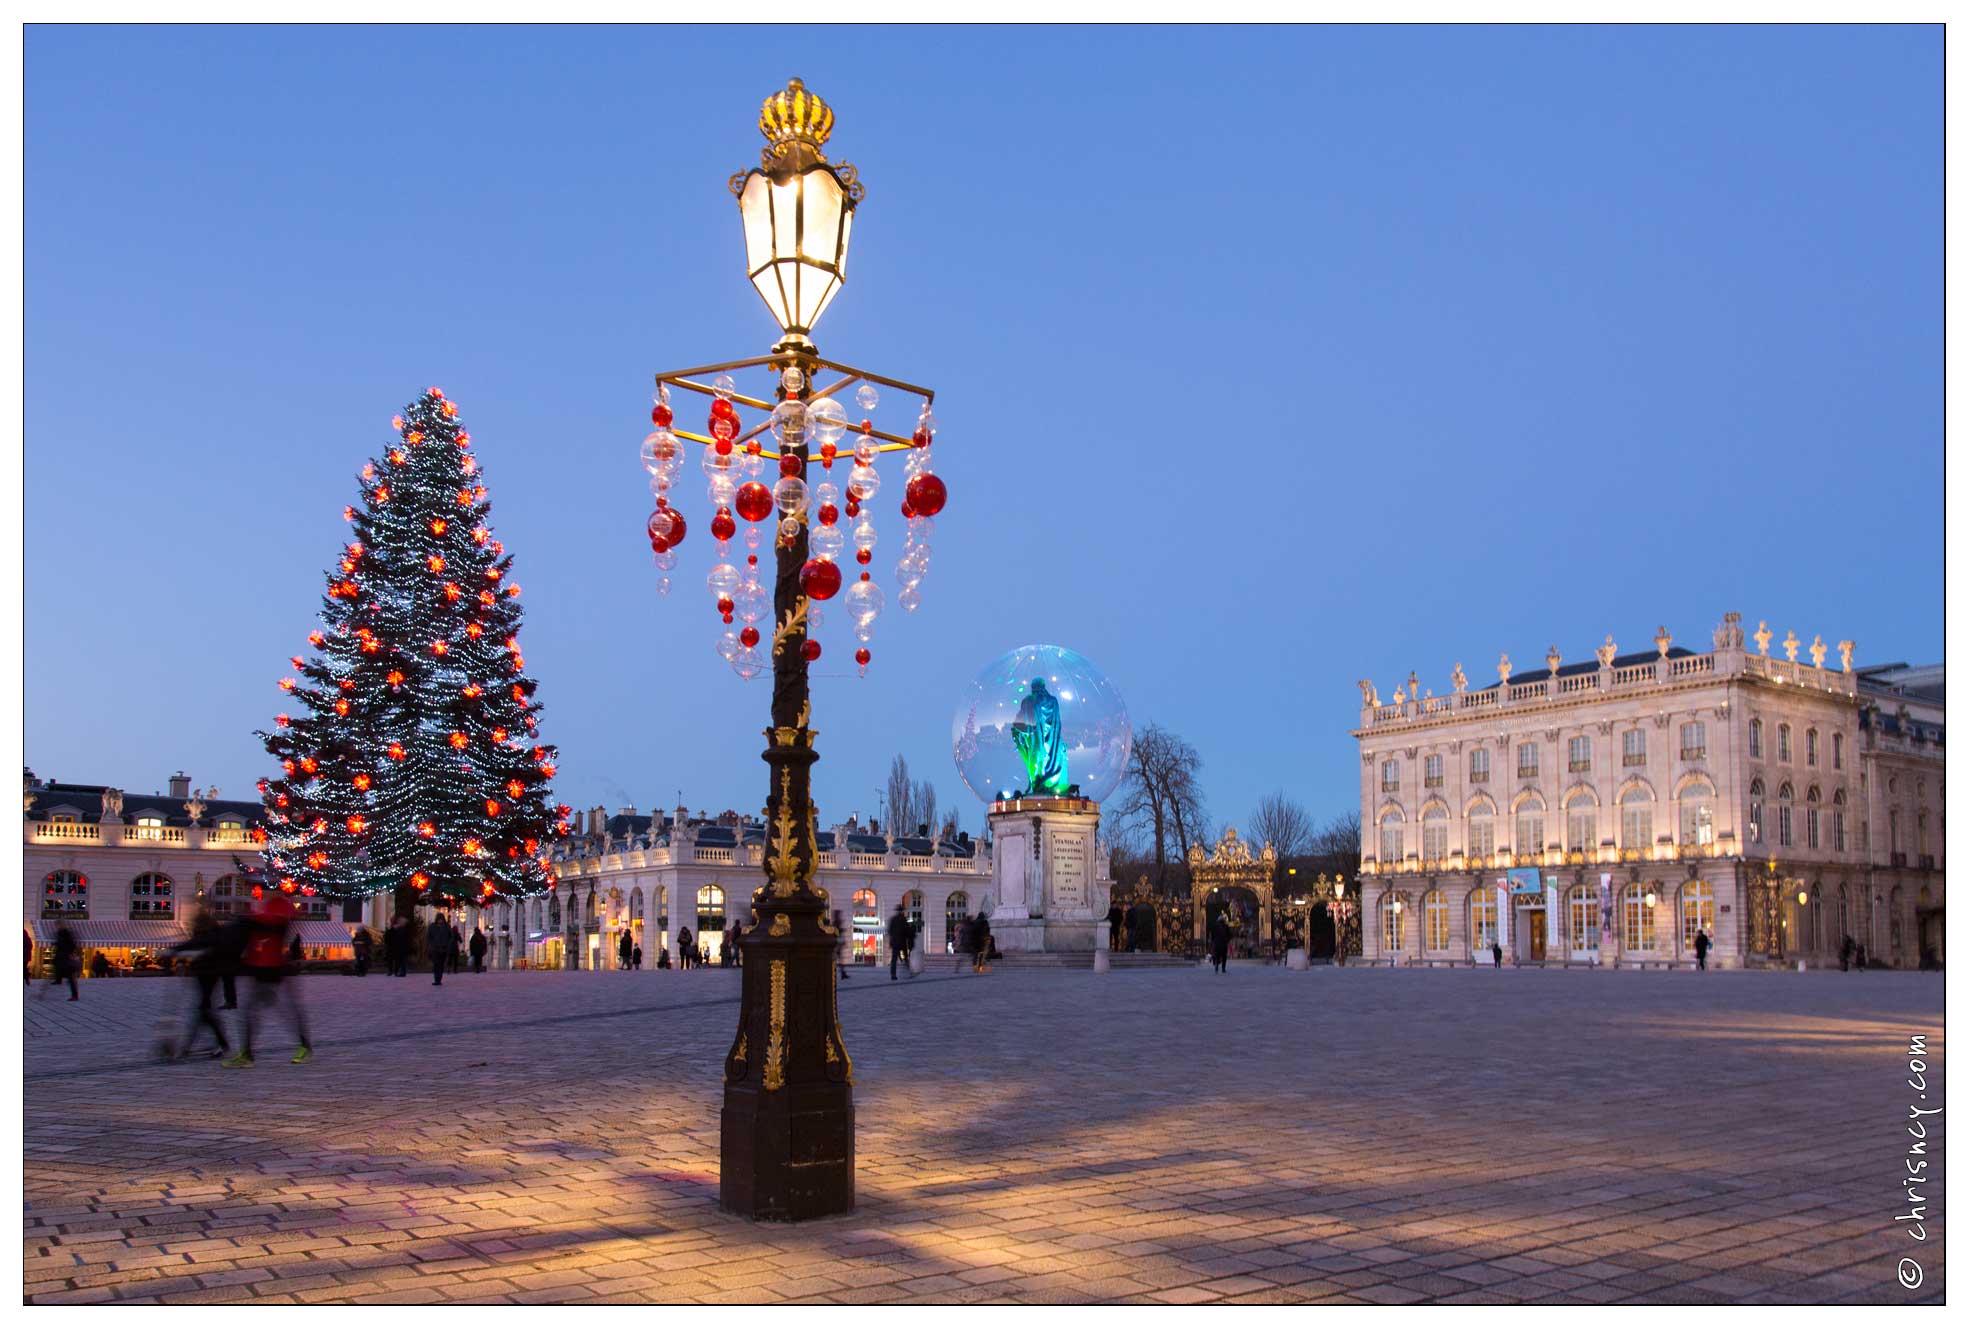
157, 891, 314, 1067
350, 913, 489, 984
1104, 899, 1162, 954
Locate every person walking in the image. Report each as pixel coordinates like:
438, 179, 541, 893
352, 927, 373, 977
469, 927, 488, 974
632, 943, 643, 970
887, 906, 914, 981
385, 914, 409, 978
1840, 934, 1854, 972
225, 887, 312, 1067
50, 924, 79, 1001
1491, 939, 1504, 969
676, 927, 693, 971
1106, 900, 1124, 952
1694, 928, 1711, 972
166, 909, 232, 1060
1207, 911, 1233, 974
427, 911, 457, 986
969, 912, 994, 974
617, 930, 633, 972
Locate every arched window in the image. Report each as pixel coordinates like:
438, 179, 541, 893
1806, 728, 1819, 767
1749, 717, 1763, 758
41, 869, 88, 919
1619, 786, 1654, 851
1568, 884, 1600, 957
1466, 797, 1496, 860
696, 884, 726, 938
585, 889, 598, 924
208, 873, 246, 917
1423, 889, 1450, 952
1421, 804, 1449, 861
548, 893, 562, 931
1833, 789, 1848, 852
130, 872, 174, 919
1806, 786, 1822, 850
1623, 883, 1656, 951
1378, 808, 1404, 864
1778, 724, 1793, 763
1469, 888, 1497, 953
851, 888, 881, 960
943, 891, 970, 953
1681, 880, 1714, 949
1382, 893, 1406, 953
1513, 792, 1545, 860
1678, 779, 1716, 846
902, 889, 925, 930
1777, 782, 1795, 848
1565, 790, 1597, 853
1749, 779, 1765, 845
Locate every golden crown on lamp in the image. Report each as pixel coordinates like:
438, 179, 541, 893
758, 77, 835, 167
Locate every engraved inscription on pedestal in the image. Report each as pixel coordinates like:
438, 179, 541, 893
1050, 835, 1087, 911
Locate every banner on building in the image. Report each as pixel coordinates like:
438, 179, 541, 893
1505, 868, 1544, 899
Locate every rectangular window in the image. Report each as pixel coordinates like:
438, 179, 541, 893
1890, 809, 1901, 853
1622, 730, 1647, 767
1807, 809, 1821, 850
1517, 743, 1539, 778
1469, 748, 1490, 783
1832, 733, 1844, 769
1566, 807, 1595, 852
1424, 755, 1444, 788
1834, 811, 1847, 852
1778, 726, 1792, 762
1806, 730, 1819, 767
1680, 798, 1713, 847
1422, 820, 1448, 860
1426, 898, 1450, 952
1568, 736, 1592, 773
1680, 721, 1706, 761
1381, 760, 1400, 793
1749, 801, 1763, 844
1749, 721, 1763, 758
1625, 892, 1656, 951
1515, 812, 1544, 857
1379, 825, 1402, 863
1468, 817, 1495, 859
1779, 805, 1794, 848
1621, 804, 1653, 850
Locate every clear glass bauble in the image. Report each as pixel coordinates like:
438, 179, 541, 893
702, 447, 738, 480
811, 480, 841, 509
809, 605, 824, 630
740, 450, 766, 479
898, 586, 922, 614
855, 383, 880, 411
851, 516, 878, 552
707, 474, 737, 507
716, 630, 740, 661
773, 475, 807, 516
653, 548, 678, 572
780, 366, 806, 394
641, 429, 678, 473
844, 578, 884, 625
731, 645, 763, 680
655, 576, 671, 597
950, 644, 1131, 805
809, 396, 848, 446
735, 582, 769, 624
712, 373, 737, 401
854, 622, 874, 643
908, 515, 936, 539
742, 524, 764, 551
771, 399, 808, 447
809, 523, 846, 560
915, 408, 937, 437
649, 474, 671, 499
853, 440, 878, 467
649, 509, 678, 542
778, 516, 801, 543
707, 562, 740, 596
848, 464, 881, 502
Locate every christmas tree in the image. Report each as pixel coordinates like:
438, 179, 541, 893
256, 389, 568, 913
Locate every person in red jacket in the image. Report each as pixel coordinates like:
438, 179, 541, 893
223, 885, 313, 1067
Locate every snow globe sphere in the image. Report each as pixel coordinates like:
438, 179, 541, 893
951, 644, 1131, 805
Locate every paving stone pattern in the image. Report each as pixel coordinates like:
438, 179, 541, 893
22, 963, 1945, 1304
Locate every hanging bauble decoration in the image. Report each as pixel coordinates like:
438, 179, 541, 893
809, 396, 848, 446
800, 557, 842, 601
802, 639, 822, 663
711, 507, 737, 543
905, 472, 947, 517
734, 481, 775, 524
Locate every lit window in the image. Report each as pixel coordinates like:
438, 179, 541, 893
1469, 748, 1490, 783
1622, 730, 1647, 767
130, 872, 174, 920
1382, 894, 1406, 952
1467, 802, 1496, 859
1517, 742, 1539, 778
1680, 721, 1706, 761
1681, 880, 1714, 947
1378, 809, 1405, 864
1748, 778, 1765, 845
1424, 889, 1450, 952
1424, 755, 1443, 788
1623, 883, 1656, 951
1568, 885, 1600, 955
1566, 791, 1596, 852
1620, 786, 1654, 850
1568, 736, 1592, 773
1679, 779, 1716, 846
1469, 889, 1498, 951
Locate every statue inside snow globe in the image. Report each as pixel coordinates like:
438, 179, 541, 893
1011, 678, 1069, 796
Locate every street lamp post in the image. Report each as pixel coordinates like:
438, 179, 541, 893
643, 78, 942, 1222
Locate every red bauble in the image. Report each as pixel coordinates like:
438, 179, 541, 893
735, 481, 774, 524
779, 454, 802, 477
710, 507, 736, 542
906, 472, 948, 517
855, 548, 872, 565
802, 639, 822, 663
717, 596, 735, 617
855, 647, 871, 666
845, 498, 861, 519
816, 502, 839, 527
900, 499, 916, 520
651, 403, 673, 427
740, 626, 760, 648
711, 397, 736, 421
800, 557, 843, 601
661, 510, 685, 547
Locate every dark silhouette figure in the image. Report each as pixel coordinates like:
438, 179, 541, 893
1208, 913, 1233, 974
427, 912, 457, 985
1491, 940, 1504, 969
677, 927, 693, 971
617, 930, 633, 971
470, 928, 488, 973
166, 910, 233, 1059
887, 908, 915, 981
385, 914, 410, 978
50, 925, 79, 1000
352, 928, 373, 977
287, 934, 303, 966
227, 889, 312, 1067
632, 944, 643, 971
1694, 929, 1711, 971
89, 951, 111, 979
1106, 902, 1124, 952
1840, 934, 1855, 972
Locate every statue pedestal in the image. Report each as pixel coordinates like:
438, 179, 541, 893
986, 797, 1105, 953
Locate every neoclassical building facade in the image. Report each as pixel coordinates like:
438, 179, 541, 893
1352, 614, 1944, 969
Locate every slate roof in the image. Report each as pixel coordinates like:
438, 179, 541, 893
1497, 647, 1695, 691
24, 780, 264, 828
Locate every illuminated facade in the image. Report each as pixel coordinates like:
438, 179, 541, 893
1352, 614, 1944, 969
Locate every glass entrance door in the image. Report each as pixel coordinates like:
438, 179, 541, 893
1527, 909, 1546, 963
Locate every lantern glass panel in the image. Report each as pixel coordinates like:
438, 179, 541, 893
740, 174, 774, 278
770, 177, 800, 260
801, 172, 843, 263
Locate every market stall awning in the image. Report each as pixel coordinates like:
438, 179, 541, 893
62, 920, 187, 947
295, 921, 355, 947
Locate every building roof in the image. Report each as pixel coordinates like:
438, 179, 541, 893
23, 780, 264, 828
1856, 662, 1945, 706
1497, 647, 1695, 691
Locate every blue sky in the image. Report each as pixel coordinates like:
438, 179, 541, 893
25, 24, 1941, 836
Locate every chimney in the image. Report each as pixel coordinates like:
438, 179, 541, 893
169, 771, 191, 799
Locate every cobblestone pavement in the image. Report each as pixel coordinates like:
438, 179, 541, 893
22, 963, 1945, 1304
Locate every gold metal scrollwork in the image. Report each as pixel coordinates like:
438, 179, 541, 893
769, 913, 791, 937
763, 960, 787, 1091
772, 599, 809, 659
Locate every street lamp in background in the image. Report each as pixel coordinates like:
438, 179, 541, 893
640, 78, 947, 1221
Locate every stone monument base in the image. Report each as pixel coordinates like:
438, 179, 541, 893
985, 796, 1107, 954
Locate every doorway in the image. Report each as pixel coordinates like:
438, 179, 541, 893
1523, 909, 1547, 964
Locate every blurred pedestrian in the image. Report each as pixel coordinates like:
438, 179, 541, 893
632, 944, 643, 970
225, 887, 312, 1067
48, 924, 79, 1001
165, 910, 233, 1060
887, 906, 914, 981
469, 927, 488, 974
1208, 912, 1233, 974
1694, 929, 1710, 972
1491, 940, 1504, 969
450, 922, 465, 973
677, 926, 693, 970
427, 910, 457, 986
385, 914, 409, 978
352, 927, 373, 977
617, 930, 632, 971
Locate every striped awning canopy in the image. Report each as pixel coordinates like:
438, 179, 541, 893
294, 921, 355, 948
39, 920, 188, 947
